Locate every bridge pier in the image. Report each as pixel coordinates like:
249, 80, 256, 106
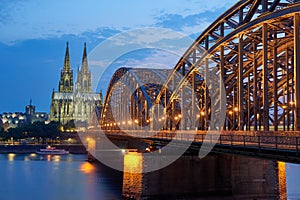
294, 13, 300, 131
122, 153, 286, 199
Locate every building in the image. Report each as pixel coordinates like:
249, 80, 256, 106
0, 100, 48, 131
25, 100, 48, 124
49, 42, 102, 125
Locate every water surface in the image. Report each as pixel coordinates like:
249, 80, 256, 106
0, 154, 122, 200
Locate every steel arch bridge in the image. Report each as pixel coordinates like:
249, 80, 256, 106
100, 0, 300, 133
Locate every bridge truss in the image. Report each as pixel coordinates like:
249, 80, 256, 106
100, 0, 300, 132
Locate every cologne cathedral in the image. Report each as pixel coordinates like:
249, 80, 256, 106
50, 42, 102, 125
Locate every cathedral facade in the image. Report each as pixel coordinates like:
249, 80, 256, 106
50, 42, 102, 125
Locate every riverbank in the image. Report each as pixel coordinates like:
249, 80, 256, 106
0, 144, 87, 154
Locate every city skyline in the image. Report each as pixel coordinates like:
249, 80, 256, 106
0, 0, 237, 113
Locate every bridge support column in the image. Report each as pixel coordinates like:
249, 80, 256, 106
273, 31, 278, 131
262, 23, 269, 131
254, 55, 258, 131
238, 36, 244, 130
180, 85, 186, 130
294, 13, 300, 131
220, 46, 226, 130
205, 58, 209, 130
191, 72, 197, 130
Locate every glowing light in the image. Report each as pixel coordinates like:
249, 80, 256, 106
134, 119, 139, 124
79, 162, 95, 174
228, 111, 233, 115
8, 153, 16, 161
282, 105, 287, 109
128, 120, 132, 125
234, 107, 239, 112
121, 149, 126, 154
178, 114, 182, 118
201, 111, 205, 116
122, 121, 126, 125
53, 155, 61, 162
174, 116, 178, 120
196, 114, 200, 118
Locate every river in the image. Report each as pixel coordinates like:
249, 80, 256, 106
0, 153, 299, 200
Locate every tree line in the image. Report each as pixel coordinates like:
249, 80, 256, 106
0, 121, 61, 140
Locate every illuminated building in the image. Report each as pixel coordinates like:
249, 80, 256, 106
49, 42, 101, 125
0, 100, 48, 130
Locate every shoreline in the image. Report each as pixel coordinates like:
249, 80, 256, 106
0, 144, 87, 154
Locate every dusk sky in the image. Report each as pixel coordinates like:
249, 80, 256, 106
0, 0, 237, 113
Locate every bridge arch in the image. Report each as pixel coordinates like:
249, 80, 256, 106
154, 0, 300, 131
99, 0, 300, 132
100, 67, 173, 130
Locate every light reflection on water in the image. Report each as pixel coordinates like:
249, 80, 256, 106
0, 154, 123, 200
79, 162, 95, 174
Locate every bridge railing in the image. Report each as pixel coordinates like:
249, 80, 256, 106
149, 130, 300, 154
99, 129, 300, 155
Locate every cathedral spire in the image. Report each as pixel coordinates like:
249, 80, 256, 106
81, 42, 88, 72
59, 41, 73, 93
76, 42, 92, 93
64, 42, 71, 71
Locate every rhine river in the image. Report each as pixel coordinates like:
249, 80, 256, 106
0, 153, 299, 200
0, 154, 123, 200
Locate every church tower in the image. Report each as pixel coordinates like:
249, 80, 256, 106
59, 42, 74, 93
76, 42, 92, 93
50, 42, 101, 126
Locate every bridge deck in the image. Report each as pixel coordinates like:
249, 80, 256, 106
99, 130, 300, 163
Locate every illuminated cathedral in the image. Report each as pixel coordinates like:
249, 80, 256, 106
50, 42, 102, 125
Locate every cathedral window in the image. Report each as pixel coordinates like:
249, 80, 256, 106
84, 80, 87, 88
65, 79, 70, 87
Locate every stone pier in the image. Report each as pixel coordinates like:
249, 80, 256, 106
122, 153, 286, 199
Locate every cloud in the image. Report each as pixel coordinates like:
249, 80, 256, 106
154, 9, 231, 37
0, 0, 238, 44
92, 49, 179, 95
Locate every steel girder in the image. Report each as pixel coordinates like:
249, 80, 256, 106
100, 67, 171, 129
154, 0, 300, 131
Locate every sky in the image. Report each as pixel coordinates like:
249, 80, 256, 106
0, 0, 238, 113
